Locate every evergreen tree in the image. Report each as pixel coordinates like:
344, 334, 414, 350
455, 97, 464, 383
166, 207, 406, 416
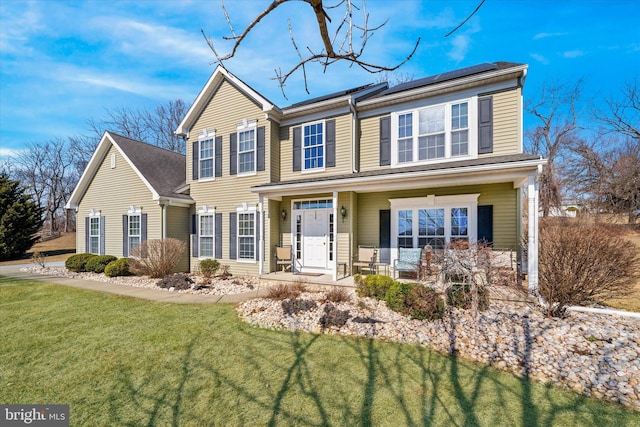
0, 173, 44, 261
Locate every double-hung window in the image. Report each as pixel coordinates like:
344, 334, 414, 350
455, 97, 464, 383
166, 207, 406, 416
394, 100, 471, 166
199, 134, 214, 179
89, 217, 100, 254
238, 127, 256, 174
199, 214, 214, 258
128, 214, 141, 253
237, 211, 255, 261
303, 121, 324, 171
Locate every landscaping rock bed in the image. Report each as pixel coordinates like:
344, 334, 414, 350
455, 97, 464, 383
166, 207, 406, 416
20, 266, 272, 295
237, 288, 640, 411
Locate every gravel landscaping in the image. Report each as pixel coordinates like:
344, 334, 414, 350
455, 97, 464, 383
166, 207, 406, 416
237, 286, 640, 411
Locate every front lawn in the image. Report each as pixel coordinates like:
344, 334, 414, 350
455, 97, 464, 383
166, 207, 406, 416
0, 276, 637, 426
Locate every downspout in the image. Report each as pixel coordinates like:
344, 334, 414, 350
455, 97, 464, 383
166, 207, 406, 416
349, 99, 358, 173
159, 201, 167, 239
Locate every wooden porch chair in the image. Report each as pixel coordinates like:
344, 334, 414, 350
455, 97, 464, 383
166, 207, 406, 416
351, 246, 377, 275
274, 245, 292, 273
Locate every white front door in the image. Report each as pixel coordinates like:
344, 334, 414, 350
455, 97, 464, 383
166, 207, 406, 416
303, 210, 327, 268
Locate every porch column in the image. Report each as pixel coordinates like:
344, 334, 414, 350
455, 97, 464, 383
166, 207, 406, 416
527, 173, 539, 294
258, 195, 264, 275
332, 191, 338, 282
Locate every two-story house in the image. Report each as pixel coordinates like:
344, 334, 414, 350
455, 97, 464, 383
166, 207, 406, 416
175, 62, 544, 288
68, 61, 544, 291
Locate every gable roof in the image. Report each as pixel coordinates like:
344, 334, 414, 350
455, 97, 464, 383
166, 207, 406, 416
175, 66, 279, 137
66, 131, 193, 209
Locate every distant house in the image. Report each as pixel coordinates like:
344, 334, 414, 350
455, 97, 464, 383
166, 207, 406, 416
66, 132, 193, 271
67, 62, 546, 291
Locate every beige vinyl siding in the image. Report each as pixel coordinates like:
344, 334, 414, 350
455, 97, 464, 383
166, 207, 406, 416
337, 192, 354, 267
279, 113, 353, 181
166, 205, 190, 272
356, 183, 518, 250
270, 122, 280, 182
481, 87, 521, 157
267, 199, 282, 272
187, 79, 276, 276
359, 113, 389, 172
76, 145, 161, 257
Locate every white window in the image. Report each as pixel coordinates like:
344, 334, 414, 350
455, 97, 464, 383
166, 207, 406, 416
89, 217, 100, 254
199, 130, 215, 179
128, 214, 141, 253
237, 211, 255, 261
198, 211, 215, 258
393, 100, 473, 166
238, 127, 256, 174
303, 121, 324, 171
390, 195, 478, 255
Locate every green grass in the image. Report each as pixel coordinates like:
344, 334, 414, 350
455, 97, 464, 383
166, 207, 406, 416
1, 276, 638, 426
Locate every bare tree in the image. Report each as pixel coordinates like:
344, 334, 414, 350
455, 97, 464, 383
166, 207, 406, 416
526, 80, 583, 216
595, 77, 640, 140
203, 1, 483, 96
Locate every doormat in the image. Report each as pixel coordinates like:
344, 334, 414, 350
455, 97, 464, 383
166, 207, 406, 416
293, 272, 324, 277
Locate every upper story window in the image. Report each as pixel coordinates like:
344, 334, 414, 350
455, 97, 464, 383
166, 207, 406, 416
303, 121, 324, 171
199, 130, 215, 179
392, 100, 472, 166
238, 126, 256, 174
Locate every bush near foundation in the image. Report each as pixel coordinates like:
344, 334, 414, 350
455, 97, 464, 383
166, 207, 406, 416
199, 259, 220, 278
538, 219, 639, 317
354, 274, 395, 299
65, 253, 97, 273
130, 238, 186, 278
104, 258, 133, 277
85, 255, 117, 274
386, 282, 445, 321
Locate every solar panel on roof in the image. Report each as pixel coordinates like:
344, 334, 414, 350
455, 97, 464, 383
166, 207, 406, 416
381, 62, 498, 96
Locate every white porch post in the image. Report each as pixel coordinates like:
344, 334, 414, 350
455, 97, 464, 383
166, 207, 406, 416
332, 191, 338, 282
258, 195, 264, 275
527, 173, 539, 294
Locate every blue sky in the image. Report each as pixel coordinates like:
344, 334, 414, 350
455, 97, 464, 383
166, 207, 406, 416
1, 0, 639, 158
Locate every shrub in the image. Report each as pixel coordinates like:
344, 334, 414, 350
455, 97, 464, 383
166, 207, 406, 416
538, 220, 640, 317
290, 279, 307, 294
266, 283, 302, 300
386, 282, 445, 321
219, 264, 231, 279
446, 283, 489, 311
104, 258, 133, 277
32, 251, 46, 267
65, 253, 97, 273
281, 299, 318, 315
323, 287, 350, 303
85, 255, 117, 274
319, 304, 350, 329
156, 274, 193, 290
355, 274, 395, 299
130, 238, 187, 278
199, 259, 220, 279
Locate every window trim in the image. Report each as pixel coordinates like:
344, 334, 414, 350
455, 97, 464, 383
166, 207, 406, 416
236, 205, 256, 263
390, 98, 477, 167
127, 206, 142, 256
389, 194, 479, 263
302, 119, 326, 173
237, 122, 257, 176
198, 206, 215, 259
198, 130, 216, 181
89, 209, 101, 255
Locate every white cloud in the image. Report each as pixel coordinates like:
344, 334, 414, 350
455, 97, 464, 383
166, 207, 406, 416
0, 147, 24, 158
563, 50, 585, 58
533, 32, 568, 40
0, 1, 43, 55
530, 53, 549, 64
447, 35, 470, 62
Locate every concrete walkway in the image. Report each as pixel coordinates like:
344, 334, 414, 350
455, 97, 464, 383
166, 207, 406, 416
0, 266, 271, 304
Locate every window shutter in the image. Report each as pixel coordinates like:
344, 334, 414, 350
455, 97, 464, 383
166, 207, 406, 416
99, 216, 105, 255
257, 126, 266, 171
122, 215, 129, 257
379, 209, 391, 263
229, 212, 237, 260
379, 116, 391, 166
230, 133, 237, 175
325, 119, 336, 167
141, 213, 148, 242
478, 96, 494, 154
255, 211, 260, 261
215, 136, 223, 177
292, 126, 301, 171
85, 217, 90, 253
477, 205, 494, 245
191, 215, 199, 258
192, 141, 199, 180
215, 213, 222, 259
